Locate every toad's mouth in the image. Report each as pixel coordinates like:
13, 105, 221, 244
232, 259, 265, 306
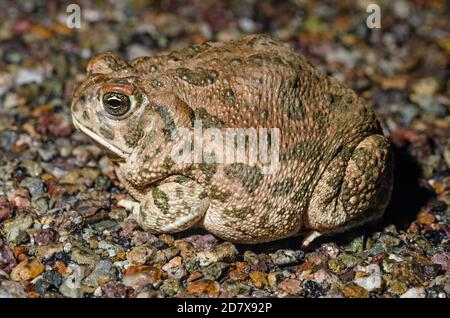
72, 115, 130, 159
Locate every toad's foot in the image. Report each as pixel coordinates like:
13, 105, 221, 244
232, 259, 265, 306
118, 199, 141, 216
121, 177, 210, 233
301, 230, 322, 248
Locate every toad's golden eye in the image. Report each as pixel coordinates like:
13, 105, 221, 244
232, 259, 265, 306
102, 92, 130, 116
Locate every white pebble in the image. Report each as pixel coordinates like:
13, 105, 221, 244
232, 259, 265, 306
15, 68, 44, 85
64, 242, 72, 253
400, 287, 427, 298
354, 264, 382, 292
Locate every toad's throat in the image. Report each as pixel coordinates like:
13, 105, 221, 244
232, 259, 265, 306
72, 115, 130, 159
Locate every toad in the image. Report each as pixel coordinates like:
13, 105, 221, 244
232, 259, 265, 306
71, 34, 393, 244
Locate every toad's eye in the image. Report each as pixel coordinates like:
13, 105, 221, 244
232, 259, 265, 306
102, 92, 130, 116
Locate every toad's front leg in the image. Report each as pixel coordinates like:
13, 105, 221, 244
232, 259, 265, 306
119, 176, 209, 233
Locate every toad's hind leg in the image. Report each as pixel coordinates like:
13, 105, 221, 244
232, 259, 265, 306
119, 177, 209, 233
304, 134, 394, 234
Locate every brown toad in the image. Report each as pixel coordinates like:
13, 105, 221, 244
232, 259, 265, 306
71, 34, 394, 244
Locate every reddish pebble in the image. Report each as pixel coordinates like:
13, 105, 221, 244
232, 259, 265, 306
186, 280, 219, 297
102, 282, 128, 298
10, 189, 30, 208
187, 271, 204, 282
278, 278, 302, 295
0, 197, 12, 221
13, 246, 28, 258
11, 19, 32, 34
431, 253, 450, 271
0, 243, 17, 273
35, 228, 59, 245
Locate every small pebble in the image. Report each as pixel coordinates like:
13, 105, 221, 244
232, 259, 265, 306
11, 259, 45, 281
400, 286, 427, 298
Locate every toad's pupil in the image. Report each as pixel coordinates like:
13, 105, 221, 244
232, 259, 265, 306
107, 97, 121, 108
103, 92, 130, 116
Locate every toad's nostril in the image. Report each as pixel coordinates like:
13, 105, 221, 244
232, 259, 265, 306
80, 94, 87, 102
82, 110, 90, 120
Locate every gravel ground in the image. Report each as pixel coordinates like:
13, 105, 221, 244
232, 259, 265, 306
0, 0, 449, 298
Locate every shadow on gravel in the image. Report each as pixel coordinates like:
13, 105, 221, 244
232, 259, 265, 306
379, 145, 433, 230
173, 146, 434, 254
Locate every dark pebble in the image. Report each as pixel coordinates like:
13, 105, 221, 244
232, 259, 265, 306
35, 269, 63, 293
42, 252, 71, 266
130, 32, 157, 48
12, 166, 28, 182
425, 230, 448, 245
94, 175, 112, 191
0, 131, 18, 151
19, 177, 44, 197
93, 220, 121, 233
422, 264, 445, 280
426, 286, 445, 298
303, 280, 324, 297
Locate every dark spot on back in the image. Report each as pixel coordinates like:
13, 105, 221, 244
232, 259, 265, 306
194, 108, 224, 128
152, 103, 176, 140
271, 178, 294, 196
176, 67, 218, 87
224, 206, 254, 219
224, 163, 262, 193
199, 162, 217, 183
